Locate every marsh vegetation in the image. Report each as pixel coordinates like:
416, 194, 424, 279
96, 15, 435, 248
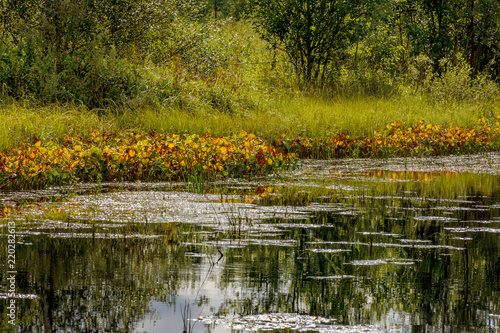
1, 1, 500, 332
1, 0, 500, 152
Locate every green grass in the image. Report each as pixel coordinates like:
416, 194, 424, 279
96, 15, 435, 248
2, 92, 498, 152
0, 103, 111, 151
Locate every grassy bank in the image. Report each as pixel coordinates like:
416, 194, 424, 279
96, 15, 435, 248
2, 20, 500, 150
2, 92, 499, 152
2, 20, 500, 191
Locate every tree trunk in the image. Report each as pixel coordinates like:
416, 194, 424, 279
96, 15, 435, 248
466, 0, 475, 73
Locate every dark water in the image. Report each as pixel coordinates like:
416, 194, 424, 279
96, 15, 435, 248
1, 154, 499, 332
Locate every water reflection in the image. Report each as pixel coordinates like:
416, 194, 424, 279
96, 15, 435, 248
0, 153, 499, 332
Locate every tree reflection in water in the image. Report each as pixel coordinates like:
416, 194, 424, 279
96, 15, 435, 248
0, 158, 499, 332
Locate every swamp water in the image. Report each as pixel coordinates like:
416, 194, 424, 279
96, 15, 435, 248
1, 153, 499, 332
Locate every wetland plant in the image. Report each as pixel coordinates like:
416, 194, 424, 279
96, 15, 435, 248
180, 301, 195, 333
221, 196, 253, 238
185, 169, 213, 194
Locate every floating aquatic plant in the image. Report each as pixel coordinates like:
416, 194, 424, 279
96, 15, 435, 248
0, 130, 294, 190
276, 117, 500, 158
2, 117, 500, 190
198, 313, 382, 332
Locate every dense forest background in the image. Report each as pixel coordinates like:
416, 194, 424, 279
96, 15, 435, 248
1, 0, 499, 110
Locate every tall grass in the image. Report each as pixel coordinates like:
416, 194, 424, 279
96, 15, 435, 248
2, 92, 497, 151
0, 103, 117, 151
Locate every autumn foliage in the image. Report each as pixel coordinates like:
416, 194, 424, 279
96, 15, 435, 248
0, 130, 294, 190
1, 118, 500, 190
276, 117, 500, 158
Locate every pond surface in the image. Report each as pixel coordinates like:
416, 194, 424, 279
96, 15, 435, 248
1, 153, 500, 332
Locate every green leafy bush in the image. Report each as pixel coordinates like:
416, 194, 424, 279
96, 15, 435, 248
1, 36, 143, 107
405, 57, 500, 104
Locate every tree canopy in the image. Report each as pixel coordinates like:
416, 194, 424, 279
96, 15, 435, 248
1, 0, 499, 106
251, 0, 375, 85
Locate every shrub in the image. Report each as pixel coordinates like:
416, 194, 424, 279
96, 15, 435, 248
405, 57, 500, 104
0, 35, 143, 107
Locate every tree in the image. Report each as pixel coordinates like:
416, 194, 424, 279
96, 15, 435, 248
392, 0, 500, 77
250, 0, 374, 85
0, 0, 188, 105
460, 0, 500, 77
0, 0, 43, 44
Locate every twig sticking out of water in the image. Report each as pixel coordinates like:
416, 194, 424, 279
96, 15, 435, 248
181, 301, 195, 333
217, 248, 224, 263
